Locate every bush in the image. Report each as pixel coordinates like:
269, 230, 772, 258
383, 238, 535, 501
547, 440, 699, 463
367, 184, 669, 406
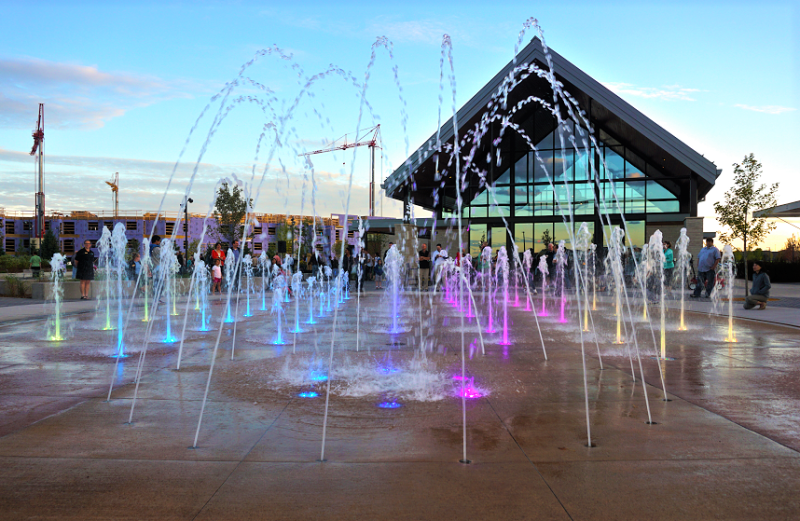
4, 275, 29, 297
0, 255, 31, 273
735, 261, 800, 283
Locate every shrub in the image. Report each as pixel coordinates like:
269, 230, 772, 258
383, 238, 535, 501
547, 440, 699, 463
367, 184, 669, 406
4, 275, 29, 297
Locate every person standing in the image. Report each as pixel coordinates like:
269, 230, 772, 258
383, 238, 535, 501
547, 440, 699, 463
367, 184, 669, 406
691, 238, 721, 298
211, 259, 223, 295
663, 240, 675, 289
211, 242, 226, 267
74, 239, 96, 300
743, 261, 771, 310
418, 243, 431, 290
29, 251, 42, 279
229, 239, 242, 291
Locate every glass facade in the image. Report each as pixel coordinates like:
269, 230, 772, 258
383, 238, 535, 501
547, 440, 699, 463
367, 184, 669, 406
448, 109, 685, 250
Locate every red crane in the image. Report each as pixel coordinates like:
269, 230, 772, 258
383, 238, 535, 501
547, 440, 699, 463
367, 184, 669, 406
30, 104, 45, 240
300, 124, 381, 217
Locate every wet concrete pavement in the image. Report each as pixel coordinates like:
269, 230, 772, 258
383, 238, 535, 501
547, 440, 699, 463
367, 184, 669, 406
0, 287, 798, 520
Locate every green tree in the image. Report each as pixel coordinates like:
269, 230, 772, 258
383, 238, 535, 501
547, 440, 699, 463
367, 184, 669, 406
713, 154, 778, 295
541, 228, 552, 247
213, 182, 252, 246
187, 239, 200, 261
40, 229, 59, 261
365, 232, 387, 256
127, 238, 141, 261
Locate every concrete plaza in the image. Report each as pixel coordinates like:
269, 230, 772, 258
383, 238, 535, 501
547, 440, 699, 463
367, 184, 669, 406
0, 283, 798, 520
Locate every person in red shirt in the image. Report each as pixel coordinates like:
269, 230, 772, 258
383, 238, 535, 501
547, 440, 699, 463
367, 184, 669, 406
211, 242, 226, 266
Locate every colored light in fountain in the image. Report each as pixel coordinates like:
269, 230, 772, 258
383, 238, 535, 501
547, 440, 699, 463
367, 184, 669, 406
109, 353, 130, 359
377, 365, 400, 375
163, 335, 178, 344
378, 401, 402, 409
305, 318, 317, 325
459, 386, 483, 399
299, 392, 318, 398
50, 334, 64, 341
243, 313, 253, 318
310, 372, 328, 382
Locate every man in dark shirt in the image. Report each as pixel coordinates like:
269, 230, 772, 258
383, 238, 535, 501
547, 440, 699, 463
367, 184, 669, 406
418, 243, 431, 289
74, 240, 95, 300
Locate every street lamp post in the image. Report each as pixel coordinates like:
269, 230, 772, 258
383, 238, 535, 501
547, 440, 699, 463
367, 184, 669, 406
183, 197, 193, 254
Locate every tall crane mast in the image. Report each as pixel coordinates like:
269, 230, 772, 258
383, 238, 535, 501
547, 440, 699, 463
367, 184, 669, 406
29, 104, 45, 240
105, 172, 119, 220
300, 124, 381, 217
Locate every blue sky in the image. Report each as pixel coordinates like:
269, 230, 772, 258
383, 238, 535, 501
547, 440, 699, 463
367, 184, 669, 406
0, 1, 797, 249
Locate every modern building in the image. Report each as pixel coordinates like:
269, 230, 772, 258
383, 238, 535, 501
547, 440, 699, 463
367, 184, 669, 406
1, 209, 360, 259
382, 38, 720, 259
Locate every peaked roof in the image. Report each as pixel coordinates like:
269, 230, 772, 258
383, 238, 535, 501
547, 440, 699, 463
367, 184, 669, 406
383, 37, 719, 203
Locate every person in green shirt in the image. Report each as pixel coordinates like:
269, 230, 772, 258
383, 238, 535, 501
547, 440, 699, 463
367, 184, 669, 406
663, 240, 675, 288
30, 253, 42, 278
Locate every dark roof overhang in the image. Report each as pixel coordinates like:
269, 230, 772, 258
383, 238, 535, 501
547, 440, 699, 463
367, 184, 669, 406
382, 38, 719, 210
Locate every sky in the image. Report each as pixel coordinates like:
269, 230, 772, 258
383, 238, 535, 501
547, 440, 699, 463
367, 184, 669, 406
0, 0, 797, 250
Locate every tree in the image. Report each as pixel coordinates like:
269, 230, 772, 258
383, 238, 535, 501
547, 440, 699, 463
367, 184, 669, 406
713, 154, 778, 295
783, 234, 799, 263
187, 239, 200, 260
365, 232, 387, 257
40, 229, 59, 261
213, 182, 252, 246
541, 228, 552, 249
126, 238, 141, 261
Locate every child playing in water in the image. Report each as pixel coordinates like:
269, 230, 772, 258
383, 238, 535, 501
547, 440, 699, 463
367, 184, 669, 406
374, 258, 385, 289
212, 259, 222, 295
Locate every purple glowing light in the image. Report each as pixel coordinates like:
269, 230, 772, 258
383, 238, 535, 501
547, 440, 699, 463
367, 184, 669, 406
459, 386, 483, 399
378, 401, 402, 409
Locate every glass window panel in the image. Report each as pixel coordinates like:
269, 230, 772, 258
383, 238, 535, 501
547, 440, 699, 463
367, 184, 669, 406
534, 184, 554, 216
552, 150, 575, 182
469, 224, 487, 257
488, 204, 510, 218
646, 180, 678, 200
574, 150, 590, 181
602, 146, 625, 180
514, 185, 529, 206
625, 149, 648, 177
472, 188, 488, 205
461, 206, 470, 218
491, 227, 507, 249
470, 206, 487, 218
513, 154, 528, 184
600, 181, 625, 210
645, 200, 680, 213
626, 181, 646, 213
573, 183, 594, 216
625, 159, 645, 179
553, 222, 573, 250
535, 128, 555, 150
533, 150, 554, 183
514, 223, 533, 253
624, 221, 645, 249
535, 223, 553, 252
555, 184, 572, 215
488, 186, 511, 205
494, 168, 511, 186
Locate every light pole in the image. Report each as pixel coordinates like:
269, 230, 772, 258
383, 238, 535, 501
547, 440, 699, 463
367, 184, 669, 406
182, 197, 193, 254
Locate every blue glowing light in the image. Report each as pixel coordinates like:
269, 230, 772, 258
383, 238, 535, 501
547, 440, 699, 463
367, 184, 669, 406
309, 372, 328, 382
378, 401, 402, 409
299, 392, 318, 398
163, 336, 178, 344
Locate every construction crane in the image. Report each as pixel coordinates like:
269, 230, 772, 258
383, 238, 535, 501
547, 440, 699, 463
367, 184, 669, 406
105, 172, 119, 220
300, 124, 381, 217
29, 104, 45, 240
